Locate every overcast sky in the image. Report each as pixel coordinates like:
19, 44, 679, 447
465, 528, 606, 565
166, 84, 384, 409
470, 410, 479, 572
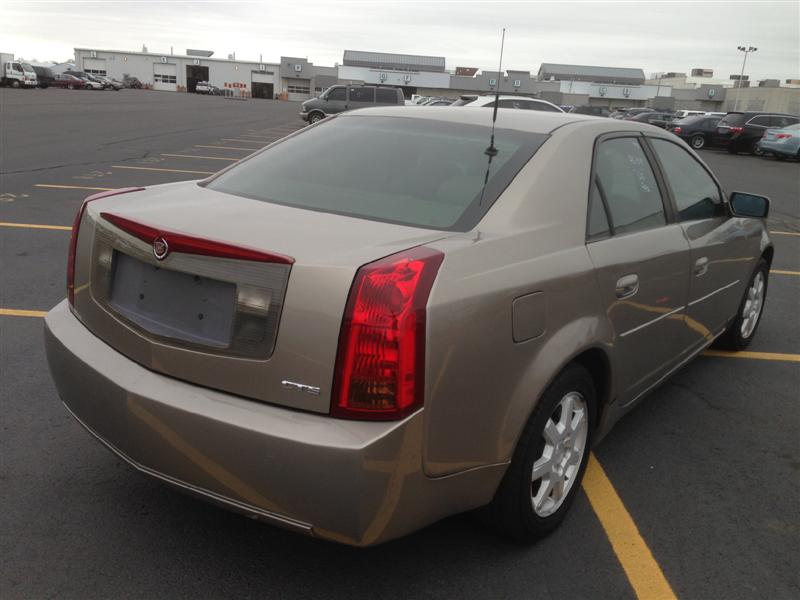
2, 1, 798, 80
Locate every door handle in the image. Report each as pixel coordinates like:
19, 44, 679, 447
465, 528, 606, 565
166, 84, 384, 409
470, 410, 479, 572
615, 274, 639, 299
694, 257, 709, 277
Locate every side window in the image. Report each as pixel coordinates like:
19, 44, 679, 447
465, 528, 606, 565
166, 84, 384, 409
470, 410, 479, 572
587, 179, 611, 241
375, 88, 397, 103
594, 138, 666, 235
748, 115, 770, 127
348, 87, 375, 103
649, 138, 723, 222
327, 87, 346, 101
497, 99, 522, 109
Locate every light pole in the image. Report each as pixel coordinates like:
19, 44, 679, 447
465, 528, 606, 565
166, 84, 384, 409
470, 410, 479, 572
734, 45, 757, 111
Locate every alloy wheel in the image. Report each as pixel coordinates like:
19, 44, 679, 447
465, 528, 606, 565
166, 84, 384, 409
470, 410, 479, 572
531, 391, 588, 517
691, 135, 705, 149
741, 271, 765, 339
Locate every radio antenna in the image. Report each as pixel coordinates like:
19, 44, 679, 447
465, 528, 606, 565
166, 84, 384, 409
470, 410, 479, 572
485, 27, 506, 159
478, 27, 506, 208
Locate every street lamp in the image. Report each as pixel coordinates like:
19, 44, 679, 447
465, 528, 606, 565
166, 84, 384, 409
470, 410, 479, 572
734, 45, 757, 111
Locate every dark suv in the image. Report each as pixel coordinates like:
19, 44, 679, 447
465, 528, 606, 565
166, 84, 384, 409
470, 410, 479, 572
713, 111, 800, 154
300, 85, 404, 123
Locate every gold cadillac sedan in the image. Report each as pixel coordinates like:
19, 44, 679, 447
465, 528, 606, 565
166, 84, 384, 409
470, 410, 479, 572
45, 107, 773, 546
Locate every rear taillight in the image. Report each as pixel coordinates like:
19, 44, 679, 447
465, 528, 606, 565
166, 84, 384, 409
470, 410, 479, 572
729, 126, 744, 134
331, 246, 444, 420
776, 133, 792, 139
673, 126, 682, 134
67, 187, 143, 305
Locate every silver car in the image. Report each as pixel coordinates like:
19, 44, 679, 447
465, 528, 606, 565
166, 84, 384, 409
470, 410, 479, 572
45, 107, 773, 546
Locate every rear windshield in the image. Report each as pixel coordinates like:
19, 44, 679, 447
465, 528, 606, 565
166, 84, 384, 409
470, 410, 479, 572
206, 115, 547, 231
718, 113, 746, 126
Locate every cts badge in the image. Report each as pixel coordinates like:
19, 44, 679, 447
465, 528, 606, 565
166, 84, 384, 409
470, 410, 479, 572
153, 237, 169, 260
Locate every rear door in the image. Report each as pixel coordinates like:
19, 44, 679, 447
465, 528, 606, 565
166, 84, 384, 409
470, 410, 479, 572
646, 137, 757, 346
585, 135, 693, 405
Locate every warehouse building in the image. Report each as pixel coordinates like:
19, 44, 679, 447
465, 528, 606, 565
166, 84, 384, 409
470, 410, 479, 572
73, 47, 280, 96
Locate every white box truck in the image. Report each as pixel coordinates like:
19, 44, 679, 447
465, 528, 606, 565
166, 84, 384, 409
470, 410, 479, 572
1, 53, 38, 88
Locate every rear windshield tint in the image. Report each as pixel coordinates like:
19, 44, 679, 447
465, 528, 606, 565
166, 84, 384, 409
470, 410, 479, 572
206, 115, 547, 231
718, 113, 746, 126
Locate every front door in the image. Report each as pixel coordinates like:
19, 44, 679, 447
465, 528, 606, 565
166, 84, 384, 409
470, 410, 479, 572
646, 137, 758, 348
585, 135, 693, 405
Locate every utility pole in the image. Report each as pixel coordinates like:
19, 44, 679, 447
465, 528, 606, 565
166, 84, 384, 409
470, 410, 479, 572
734, 45, 757, 111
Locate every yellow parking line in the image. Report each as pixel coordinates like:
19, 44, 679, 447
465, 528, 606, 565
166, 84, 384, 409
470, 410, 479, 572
770, 231, 800, 237
0, 308, 47, 318
583, 454, 678, 600
34, 184, 114, 191
0, 222, 71, 231
702, 349, 800, 362
771, 269, 800, 276
161, 154, 239, 162
111, 165, 215, 175
195, 145, 256, 151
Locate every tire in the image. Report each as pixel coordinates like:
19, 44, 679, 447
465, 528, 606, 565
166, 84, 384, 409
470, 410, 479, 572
715, 258, 768, 351
750, 141, 764, 156
67, 84, 74, 90
308, 112, 324, 124
480, 363, 596, 541
690, 134, 705, 150
11, 80, 20, 89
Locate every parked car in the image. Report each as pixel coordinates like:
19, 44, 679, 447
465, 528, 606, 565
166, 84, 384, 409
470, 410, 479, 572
1, 60, 37, 87
460, 95, 564, 112
667, 115, 722, 149
122, 75, 143, 89
570, 106, 611, 118
713, 111, 800, 154
32, 65, 55, 88
673, 110, 706, 119
65, 70, 105, 90
51, 73, 86, 90
96, 75, 122, 90
450, 94, 479, 106
757, 123, 800, 160
46, 107, 773, 547
195, 81, 222, 95
300, 84, 404, 123
421, 97, 455, 106
620, 108, 656, 120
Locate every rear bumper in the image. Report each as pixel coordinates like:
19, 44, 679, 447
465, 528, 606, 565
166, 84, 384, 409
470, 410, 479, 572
44, 300, 504, 546
758, 139, 800, 156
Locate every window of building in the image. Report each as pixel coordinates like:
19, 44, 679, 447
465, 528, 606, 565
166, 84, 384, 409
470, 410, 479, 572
153, 73, 177, 84
287, 84, 310, 94
594, 138, 666, 235
84, 68, 107, 75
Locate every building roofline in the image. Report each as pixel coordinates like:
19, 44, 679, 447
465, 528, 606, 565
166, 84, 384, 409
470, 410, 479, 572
73, 47, 280, 66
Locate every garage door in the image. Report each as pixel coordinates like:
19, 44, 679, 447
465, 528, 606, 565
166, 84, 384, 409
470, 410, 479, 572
287, 79, 311, 102
83, 57, 107, 75
153, 63, 177, 91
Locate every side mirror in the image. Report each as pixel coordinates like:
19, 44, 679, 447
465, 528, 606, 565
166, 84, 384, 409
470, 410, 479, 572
729, 191, 770, 218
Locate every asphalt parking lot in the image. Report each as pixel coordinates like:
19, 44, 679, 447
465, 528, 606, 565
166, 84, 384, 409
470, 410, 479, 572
1, 88, 798, 600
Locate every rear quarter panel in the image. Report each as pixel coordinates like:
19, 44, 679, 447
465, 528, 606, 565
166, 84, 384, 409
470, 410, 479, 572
422, 121, 622, 477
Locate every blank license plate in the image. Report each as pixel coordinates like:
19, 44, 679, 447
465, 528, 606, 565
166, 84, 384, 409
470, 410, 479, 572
109, 252, 236, 348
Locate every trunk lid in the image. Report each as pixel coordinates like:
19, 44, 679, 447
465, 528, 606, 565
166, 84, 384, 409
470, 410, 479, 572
71, 181, 454, 413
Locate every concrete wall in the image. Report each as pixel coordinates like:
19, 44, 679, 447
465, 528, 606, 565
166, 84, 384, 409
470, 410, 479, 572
722, 87, 800, 114
338, 65, 450, 89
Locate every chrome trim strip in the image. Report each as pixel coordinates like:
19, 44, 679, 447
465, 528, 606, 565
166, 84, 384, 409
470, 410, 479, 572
688, 279, 740, 307
61, 401, 314, 535
620, 305, 685, 338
